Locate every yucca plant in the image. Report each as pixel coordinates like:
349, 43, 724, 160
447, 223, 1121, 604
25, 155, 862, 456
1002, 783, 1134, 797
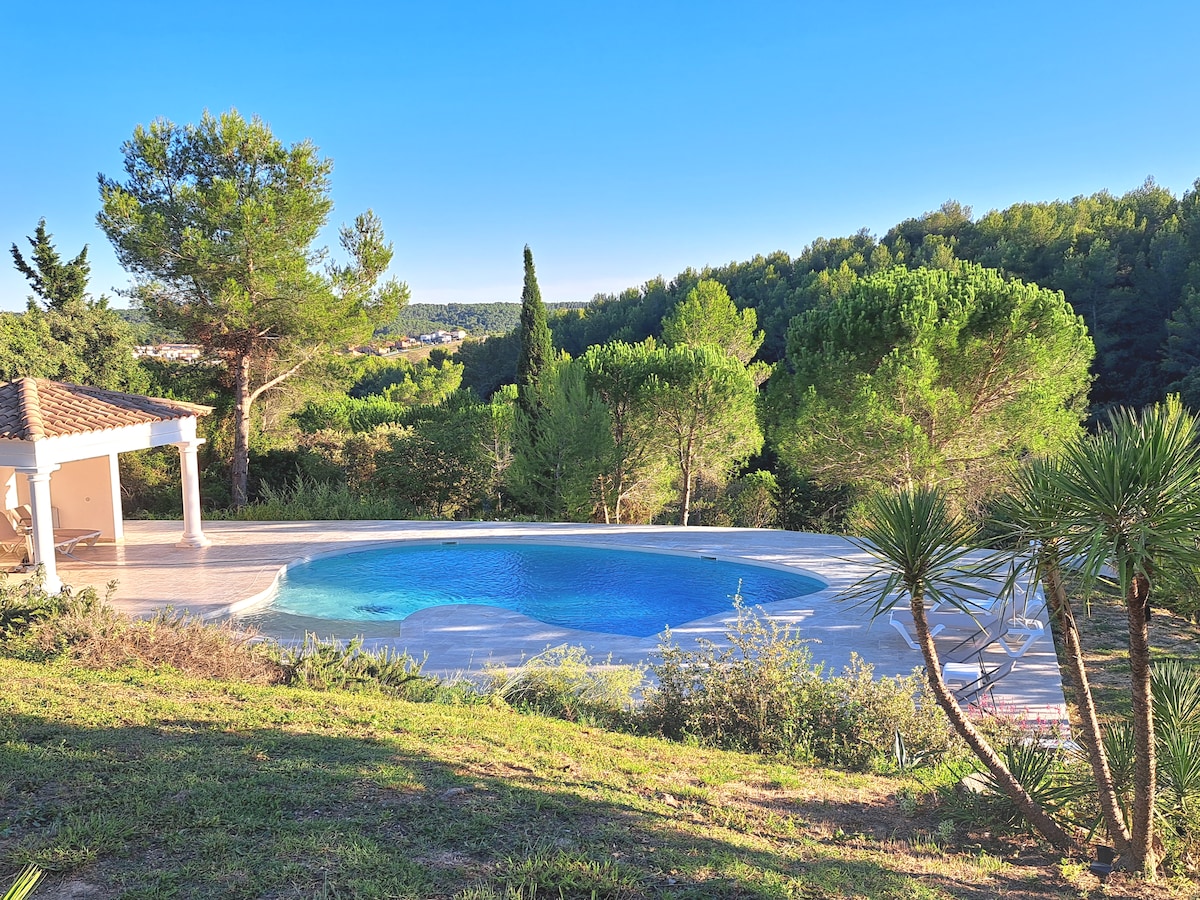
1157, 730, 1200, 819
1152, 659, 1200, 825
1152, 658, 1200, 733
994, 456, 1132, 855
976, 741, 1086, 830
1046, 397, 1200, 876
850, 485, 1075, 851
2, 865, 43, 900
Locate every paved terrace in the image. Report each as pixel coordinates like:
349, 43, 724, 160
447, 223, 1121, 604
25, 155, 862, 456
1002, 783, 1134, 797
47, 520, 1068, 723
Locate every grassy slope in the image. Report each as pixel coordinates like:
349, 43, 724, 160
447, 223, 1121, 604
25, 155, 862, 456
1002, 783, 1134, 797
1, 660, 1180, 900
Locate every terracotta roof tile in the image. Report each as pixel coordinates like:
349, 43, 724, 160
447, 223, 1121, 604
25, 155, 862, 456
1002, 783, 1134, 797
0, 378, 212, 442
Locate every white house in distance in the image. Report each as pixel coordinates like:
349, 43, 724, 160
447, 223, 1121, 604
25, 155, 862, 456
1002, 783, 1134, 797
133, 344, 204, 362
0, 378, 212, 592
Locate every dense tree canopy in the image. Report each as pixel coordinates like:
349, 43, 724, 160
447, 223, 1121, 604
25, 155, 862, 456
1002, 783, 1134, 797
545, 178, 1200, 419
98, 109, 406, 506
377, 301, 584, 338
100, 168, 1200, 530
769, 264, 1093, 508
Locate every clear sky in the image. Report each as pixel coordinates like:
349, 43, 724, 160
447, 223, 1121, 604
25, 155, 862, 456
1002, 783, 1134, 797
3, 1, 1199, 312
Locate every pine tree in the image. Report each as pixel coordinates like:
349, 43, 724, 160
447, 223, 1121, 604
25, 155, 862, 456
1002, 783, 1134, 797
6, 219, 146, 392
516, 245, 552, 423
10, 218, 90, 312
99, 110, 406, 507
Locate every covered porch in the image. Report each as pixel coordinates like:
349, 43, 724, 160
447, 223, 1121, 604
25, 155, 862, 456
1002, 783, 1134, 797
0, 378, 212, 592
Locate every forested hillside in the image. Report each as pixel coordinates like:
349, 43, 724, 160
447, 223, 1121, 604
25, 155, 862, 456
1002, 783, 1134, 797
549, 179, 1200, 414
378, 301, 586, 337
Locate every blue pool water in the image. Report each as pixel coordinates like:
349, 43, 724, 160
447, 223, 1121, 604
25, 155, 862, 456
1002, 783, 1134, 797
270, 542, 825, 638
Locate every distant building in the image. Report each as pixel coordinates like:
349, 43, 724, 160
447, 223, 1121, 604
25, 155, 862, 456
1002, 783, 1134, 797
416, 329, 466, 345
133, 344, 204, 363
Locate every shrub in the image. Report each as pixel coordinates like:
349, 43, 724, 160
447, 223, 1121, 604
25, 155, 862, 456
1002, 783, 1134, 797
641, 602, 950, 767
277, 633, 435, 699
217, 478, 415, 521
0, 571, 101, 643
824, 655, 952, 770
642, 601, 823, 755
967, 740, 1088, 832
719, 470, 780, 529
484, 644, 645, 728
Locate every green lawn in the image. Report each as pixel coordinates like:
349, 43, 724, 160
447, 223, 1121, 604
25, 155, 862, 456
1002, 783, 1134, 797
1, 657, 1184, 900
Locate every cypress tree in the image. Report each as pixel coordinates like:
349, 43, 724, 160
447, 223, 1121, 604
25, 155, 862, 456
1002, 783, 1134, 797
517, 245, 553, 420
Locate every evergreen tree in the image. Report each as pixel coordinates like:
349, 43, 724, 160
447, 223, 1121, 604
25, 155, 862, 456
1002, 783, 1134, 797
642, 344, 763, 526
509, 358, 611, 521
661, 279, 764, 365
580, 340, 673, 524
5, 219, 147, 392
771, 264, 1093, 508
10, 218, 90, 311
516, 245, 553, 421
99, 110, 406, 507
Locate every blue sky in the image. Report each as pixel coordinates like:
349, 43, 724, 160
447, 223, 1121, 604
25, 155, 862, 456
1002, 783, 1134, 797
3, 1, 1199, 311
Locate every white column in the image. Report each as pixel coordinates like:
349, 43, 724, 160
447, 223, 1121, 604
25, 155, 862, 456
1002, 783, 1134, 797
107, 451, 125, 542
175, 439, 211, 548
22, 468, 62, 593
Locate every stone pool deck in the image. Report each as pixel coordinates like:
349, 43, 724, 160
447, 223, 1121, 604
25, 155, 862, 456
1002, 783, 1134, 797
45, 520, 1068, 724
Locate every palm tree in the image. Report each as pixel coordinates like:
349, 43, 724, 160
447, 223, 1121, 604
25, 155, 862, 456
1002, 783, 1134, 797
997, 457, 1132, 855
854, 485, 1076, 851
1047, 396, 1200, 877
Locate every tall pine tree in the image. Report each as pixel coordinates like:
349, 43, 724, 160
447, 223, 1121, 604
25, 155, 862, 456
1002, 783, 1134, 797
516, 245, 552, 423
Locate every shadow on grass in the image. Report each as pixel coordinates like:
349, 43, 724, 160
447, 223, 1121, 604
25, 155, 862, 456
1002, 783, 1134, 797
1, 707, 1081, 900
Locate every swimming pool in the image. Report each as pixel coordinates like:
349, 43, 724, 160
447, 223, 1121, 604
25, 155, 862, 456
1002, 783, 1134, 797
265, 541, 825, 638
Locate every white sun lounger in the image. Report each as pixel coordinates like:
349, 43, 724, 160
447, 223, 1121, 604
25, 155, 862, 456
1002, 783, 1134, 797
6, 506, 101, 558
889, 585, 1047, 659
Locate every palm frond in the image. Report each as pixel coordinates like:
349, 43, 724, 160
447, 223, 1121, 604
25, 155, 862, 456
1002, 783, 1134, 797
846, 486, 999, 620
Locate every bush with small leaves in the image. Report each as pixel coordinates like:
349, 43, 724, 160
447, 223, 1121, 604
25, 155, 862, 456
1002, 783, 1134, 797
484, 644, 645, 728
277, 633, 434, 698
642, 602, 950, 767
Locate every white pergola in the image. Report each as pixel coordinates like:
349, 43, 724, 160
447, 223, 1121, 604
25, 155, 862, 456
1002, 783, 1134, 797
0, 378, 212, 592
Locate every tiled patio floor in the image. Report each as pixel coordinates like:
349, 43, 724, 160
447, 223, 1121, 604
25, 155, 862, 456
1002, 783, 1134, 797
48, 520, 1068, 723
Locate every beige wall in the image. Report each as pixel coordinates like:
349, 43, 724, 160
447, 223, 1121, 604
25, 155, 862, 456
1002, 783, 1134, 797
50, 456, 120, 540
0, 457, 122, 541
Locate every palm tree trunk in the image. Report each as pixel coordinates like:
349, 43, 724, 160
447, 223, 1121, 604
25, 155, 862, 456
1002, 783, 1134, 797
1127, 572, 1158, 877
1043, 555, 1131, 854
909, 593, 1076, 851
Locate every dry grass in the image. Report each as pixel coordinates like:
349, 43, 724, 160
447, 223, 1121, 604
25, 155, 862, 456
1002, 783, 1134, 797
24, 605, 284, 684
1067, 586, 1200, 720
